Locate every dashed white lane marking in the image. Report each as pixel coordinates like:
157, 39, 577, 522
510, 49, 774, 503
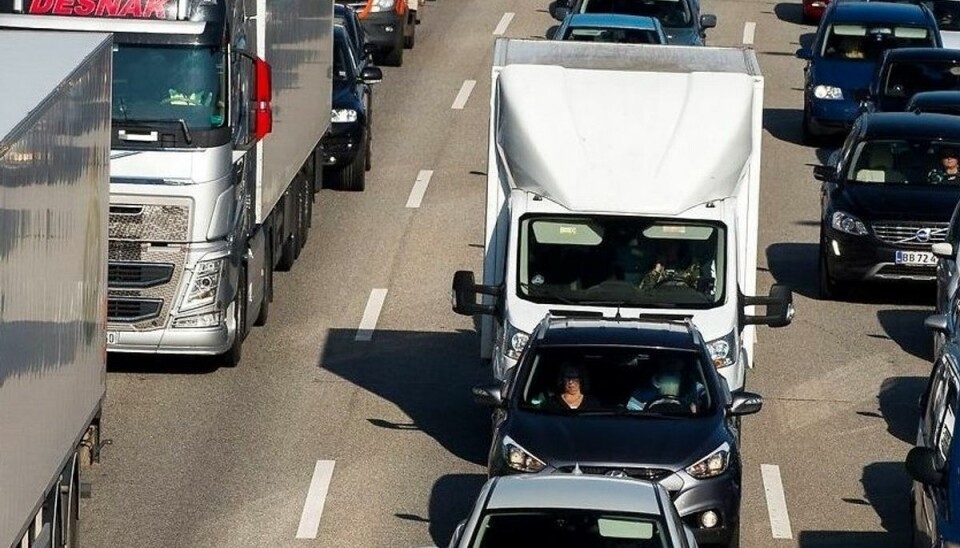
295, 460, 336, 539
761, 464, 793, 539
493, 12, 515, 35
355, 289, 388, 342
742, 21, 757, 46
405, 170, 434, 209
451, 80, 477, 110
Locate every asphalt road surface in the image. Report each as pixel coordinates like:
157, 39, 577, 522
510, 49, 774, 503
80, 0, 935, 546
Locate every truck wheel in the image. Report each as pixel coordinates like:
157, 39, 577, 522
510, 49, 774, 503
335, 150, 366, 191
254, 237, 271, 327
220, 266, 247, 368
404, 15, 417, 48
818, 246, 847, 300
277, 194, 301, 272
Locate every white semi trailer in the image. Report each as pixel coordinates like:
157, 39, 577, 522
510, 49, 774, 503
0, 31, 111, 548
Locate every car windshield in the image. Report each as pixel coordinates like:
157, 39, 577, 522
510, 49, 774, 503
112, 44, 226, 128
519, 346, 713, 417
820, 24, 935, 61
471, 510, 670, 547
563, 26, 663, 43
334, 32, 357, 82
581, 0, 692, 28
921, 0, 960, 30
881, 61, 960, 110
845, 140, 960, 185
518, 216, 726, 308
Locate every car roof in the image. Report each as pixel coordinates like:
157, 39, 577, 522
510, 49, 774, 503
861, 112, 960, 139
565, 13, 662, 31
882, 47, 960, 62
909, 91, 960, 108
486, 475, 663, 514
828, 0, 932, 24
539, 316, 698, 350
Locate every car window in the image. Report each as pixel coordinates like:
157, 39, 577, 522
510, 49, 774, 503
820, 24, 936, 61
580, 0, 693, 28
921, 0, 960, 30
563, 26, 664, 43
470, 510, 671, 547
883, 61, 960, 109
844, 140, 960, 185
519, 346, 713, 416
333, 32, 357, 82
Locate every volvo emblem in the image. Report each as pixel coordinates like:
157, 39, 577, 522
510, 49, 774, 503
916, 228, 931, 243
606, 470, 628, 478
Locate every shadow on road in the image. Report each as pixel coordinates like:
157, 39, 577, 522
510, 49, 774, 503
764, 107, 804, 145
107, 353, 220, 375
798, 461, 912, 546
876, 309, 935, 361
876, 375, 927, 443
426, 473, 488, 546
766, 242, 820, 299
320, 328, 492, 467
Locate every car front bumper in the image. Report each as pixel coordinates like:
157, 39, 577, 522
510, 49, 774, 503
823, 227, 937, 282
359, 10, 403, 51
319, 123, 366, 167
807, 97, 860, 136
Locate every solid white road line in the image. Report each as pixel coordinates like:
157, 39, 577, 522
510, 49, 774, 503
355, 289, 388, 341
295, 460, 336, 539
451, 80, 477, 110
760, 464, 793, 539
406, 170, 434, 209
493, 12, 515, 36
742, 21, 757, 46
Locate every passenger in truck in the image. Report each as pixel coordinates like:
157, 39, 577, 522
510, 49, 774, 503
928, 147, 960, 184
163, 56, 215, 107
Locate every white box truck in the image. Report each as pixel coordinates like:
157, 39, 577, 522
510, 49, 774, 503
453, 40, 795, 391
0, 0, 334, 367
0, 30, 110, 548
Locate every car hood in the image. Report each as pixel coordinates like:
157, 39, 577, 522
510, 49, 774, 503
811, 58, 878, 92
837, 183, 960, 221
332, 80, 361, 110
506, 409, 727, 469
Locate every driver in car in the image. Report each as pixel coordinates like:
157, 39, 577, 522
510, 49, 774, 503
639, 239, 701, 290
626, 357, 703, 412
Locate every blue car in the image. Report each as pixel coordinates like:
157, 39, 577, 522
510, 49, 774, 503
795, 0, 941, 144
550, 13, 668, 43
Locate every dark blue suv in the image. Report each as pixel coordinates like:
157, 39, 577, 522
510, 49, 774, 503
796, 0, 941, 144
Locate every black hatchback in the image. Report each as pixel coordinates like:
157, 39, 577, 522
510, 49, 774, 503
474, 314, 763, 548
814, 112, 960, 298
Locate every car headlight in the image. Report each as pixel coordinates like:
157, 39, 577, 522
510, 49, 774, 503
686, 444, 730, 479
370, 0, 395, 11
331, 109, 358, 124
180, 258, 224, 312
831, 211, 869, 236
502, 435, 546, 473
503, 323, 530, 360
813, 85, 843, 100
707, 331, 738, 369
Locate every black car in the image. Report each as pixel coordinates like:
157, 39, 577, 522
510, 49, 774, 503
862, 48, 960, 113
473, 314, 763, 548
815, 112, 960, 298
320, 25, 382, 192
335, 3, 376, 63
908, 90, 960, 115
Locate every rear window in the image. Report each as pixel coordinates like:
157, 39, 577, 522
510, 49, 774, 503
581, 0, 692, 27
563, 26, 664, 43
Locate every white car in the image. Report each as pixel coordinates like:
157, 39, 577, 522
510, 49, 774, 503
449, 474, 699, 547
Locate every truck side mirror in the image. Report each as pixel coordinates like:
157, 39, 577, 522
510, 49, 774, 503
933, 242, 954, 259
742, 284, 794, 327
700, 14, 717, 29
452, 270, 500, 316
905, 447, 945, 487
926, 314, 949, 334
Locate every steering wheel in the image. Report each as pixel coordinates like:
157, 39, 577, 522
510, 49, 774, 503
645, 397, 685, 412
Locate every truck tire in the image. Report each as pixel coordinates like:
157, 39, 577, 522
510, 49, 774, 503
254, 236, 271, 327
219, 266, 246, 368
276, 198, 301, 271
334, 149, 366, 191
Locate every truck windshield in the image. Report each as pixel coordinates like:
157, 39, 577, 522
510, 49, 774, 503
518, 216, 726, 308
112, 44, 227, 129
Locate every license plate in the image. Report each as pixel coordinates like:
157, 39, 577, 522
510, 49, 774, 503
895, 250, 937, 266
107, 331, 119, 345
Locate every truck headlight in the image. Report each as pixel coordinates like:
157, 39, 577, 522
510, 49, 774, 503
503, 323, 530, 360
503, 435, 546, 473
370, 0, 395, 12
813, 85, 843, 100
707, 331, 738, 369
831, 211, 869, 236
180, 258, 224, 312
686, 444, 730, 479
331, 109, 358, 124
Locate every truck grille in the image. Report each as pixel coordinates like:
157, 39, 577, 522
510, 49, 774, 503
108, 262, 174, 289
872, 221, 948, 247
556, 466, 673, 481
108, 298, 162, 323
109, 203, 190, 242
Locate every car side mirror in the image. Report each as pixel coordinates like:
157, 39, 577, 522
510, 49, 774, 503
813, 165, 834, 182
795, 47, 813, 60
472, 383, 505, 408
743, 284, 794, 327
545, 25, 559, 40
360, 66, 383, 84
363, 43, 378, 55
853, 88, 870, 102
729, 391, 763, 416
549, 1, 570, 21
700, 13, 717, 29
452, 270, 500, 316
933, 242, 954, 259
906, 446, 945, 487
926, 314, 949, 334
